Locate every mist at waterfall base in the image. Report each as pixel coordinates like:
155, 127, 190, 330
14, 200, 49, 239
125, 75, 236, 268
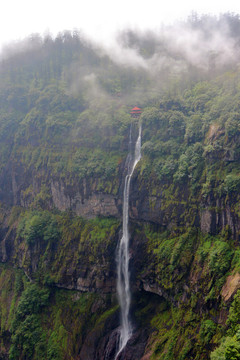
115, 123, 142, 359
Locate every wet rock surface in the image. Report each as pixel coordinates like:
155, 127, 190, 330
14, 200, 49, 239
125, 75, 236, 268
115, 328, 150, 360
1, 159, 240, 239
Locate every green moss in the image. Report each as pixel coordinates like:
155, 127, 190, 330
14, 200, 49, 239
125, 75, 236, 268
199, 320, 217, 345
0, 268, 117, 360
197, 236, 233, 278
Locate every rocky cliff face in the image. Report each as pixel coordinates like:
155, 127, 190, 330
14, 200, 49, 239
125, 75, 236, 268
1, 149, 240, 359
200, 194, 240, 238
2, 156, 240, 240
0, 197, 238, 359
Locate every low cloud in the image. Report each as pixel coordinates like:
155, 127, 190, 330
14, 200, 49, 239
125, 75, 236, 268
102, 14, 240, 73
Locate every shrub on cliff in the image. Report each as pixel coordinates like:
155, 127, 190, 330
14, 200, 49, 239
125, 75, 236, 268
17, 211, 60, 245
199, 319, 216, 345
9, 284, 50, 360
211, 337, 240, 360
224, 174, 240, 194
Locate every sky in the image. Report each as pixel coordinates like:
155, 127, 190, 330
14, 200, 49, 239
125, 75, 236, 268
1, 0, 240, 51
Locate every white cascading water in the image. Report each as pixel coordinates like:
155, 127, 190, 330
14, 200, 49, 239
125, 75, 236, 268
115, 123, 142, 359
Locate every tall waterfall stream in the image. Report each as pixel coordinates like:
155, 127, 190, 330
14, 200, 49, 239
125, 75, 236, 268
115, 123, 142, 359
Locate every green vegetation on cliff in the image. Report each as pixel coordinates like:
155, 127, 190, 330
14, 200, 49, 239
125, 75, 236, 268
1, 13, 240, 360
0, 264, 118, 360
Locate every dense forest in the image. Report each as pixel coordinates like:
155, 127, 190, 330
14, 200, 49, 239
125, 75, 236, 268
1, 13, 240, 359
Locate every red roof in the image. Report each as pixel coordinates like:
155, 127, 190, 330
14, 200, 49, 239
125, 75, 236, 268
131, 107, 141, 111
130, 107, 142, 114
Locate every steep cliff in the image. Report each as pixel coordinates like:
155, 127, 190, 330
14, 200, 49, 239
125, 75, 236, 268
1, 25, 240, 360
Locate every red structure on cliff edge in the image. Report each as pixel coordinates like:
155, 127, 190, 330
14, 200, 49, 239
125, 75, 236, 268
130, 106, 142, 118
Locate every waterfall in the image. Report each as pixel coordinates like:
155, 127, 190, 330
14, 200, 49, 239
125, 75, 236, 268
115, 123, 142, 359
